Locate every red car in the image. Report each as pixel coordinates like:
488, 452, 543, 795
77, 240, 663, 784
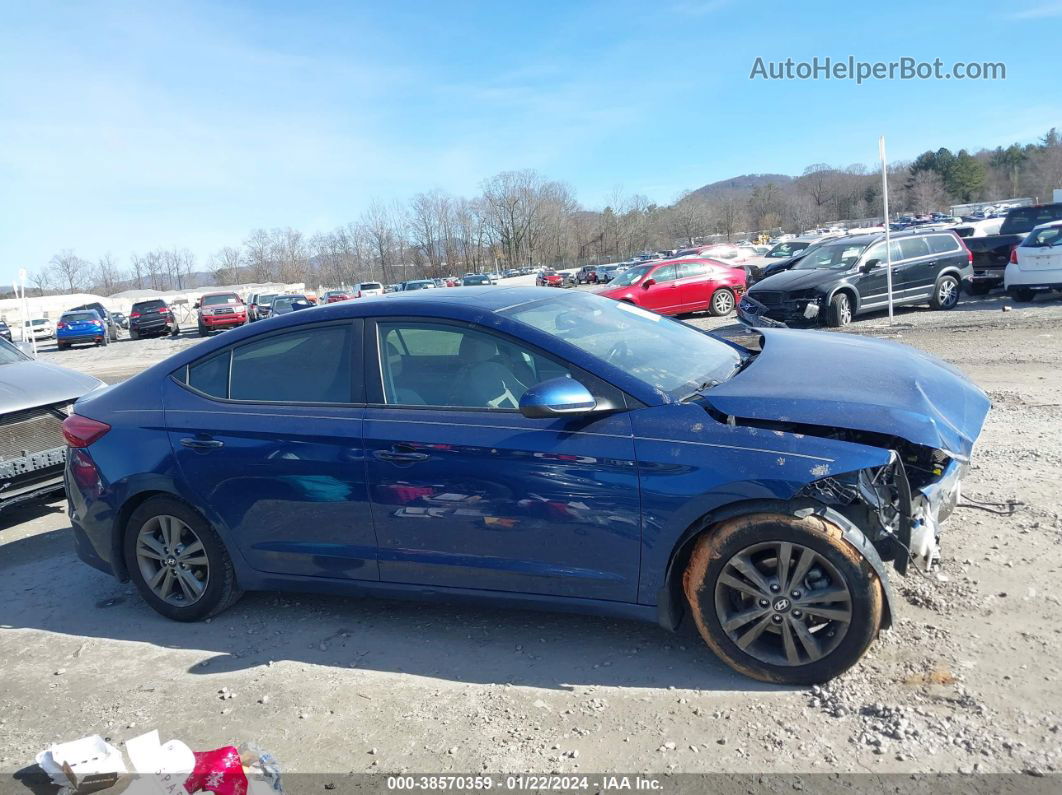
594, 258, 745, 316
196, 291, 247, 335
323, 290, 353, 303
536, 269, 565, 287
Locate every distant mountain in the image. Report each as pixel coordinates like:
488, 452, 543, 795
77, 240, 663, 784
689, 173, 794, 199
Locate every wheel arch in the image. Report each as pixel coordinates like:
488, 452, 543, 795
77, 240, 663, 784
655, 499, 895, 632
826, 285, 860, 314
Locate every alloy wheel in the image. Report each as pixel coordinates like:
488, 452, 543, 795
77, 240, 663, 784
135, 514, 210, 606
712, 290, 735, 314
938, 277, 958, 308
714, 541, 852, 667
837, 295, 852, 325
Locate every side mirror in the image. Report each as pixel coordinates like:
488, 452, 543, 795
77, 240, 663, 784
861, 259, 880, 272
193, 302, 200, 309
519, 377, 597, 419
642, 278, 656, 289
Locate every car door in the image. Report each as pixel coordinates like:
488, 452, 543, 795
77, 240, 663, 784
894, 236, 934, 302
163, 319, 379, 581
672, 261, 711, 312
362, 318, 642, 601
853, 240, 901, 313
636, 264, 680, 313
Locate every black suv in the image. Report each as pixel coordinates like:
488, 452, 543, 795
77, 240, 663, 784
128, 298, 180, 339
67, 302, 120, 341
738, 229, 972, 328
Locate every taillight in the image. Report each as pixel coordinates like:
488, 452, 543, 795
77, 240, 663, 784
1009, 247, 1018, 264
57, 322, 67, 330
129, 312, 141, 319
159, 308, 170, 315
62, 414, 111, 448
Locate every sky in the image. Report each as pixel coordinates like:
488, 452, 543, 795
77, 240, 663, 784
1, 0, 1059, 283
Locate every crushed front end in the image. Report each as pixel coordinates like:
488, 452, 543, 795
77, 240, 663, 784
0, 402, 74, 509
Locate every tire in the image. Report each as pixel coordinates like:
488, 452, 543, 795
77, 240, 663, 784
826, 292, 853, 327
683, 513, 883, 685
931, 274, 960, 310
1009, 287, 1035, 302
708, 288, 736, 316
172, 325, 181, 337
123, 496, 243, 621
101, 334, 109, 347
198, 324, 208, 337
966, 282, 991, 296
57, 343, 67, 350
129, 329, 139, 341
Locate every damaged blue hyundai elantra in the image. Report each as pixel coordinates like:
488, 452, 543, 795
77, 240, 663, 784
65, 288, 989, 684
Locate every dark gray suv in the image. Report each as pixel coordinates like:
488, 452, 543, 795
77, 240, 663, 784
739, 230, 972, 327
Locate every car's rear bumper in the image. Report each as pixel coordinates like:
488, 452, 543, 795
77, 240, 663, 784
58, 334, 104, 344
1005, 266, 1062, 289
971, 266, 1005, 286
132, 320, 175, 335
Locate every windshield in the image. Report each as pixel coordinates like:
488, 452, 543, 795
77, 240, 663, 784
64, 312, 99, 323
609, 264, 652, 287
203, 294, 239, 306
792, 241, 867, 270
500, 291, 743, 401
766, 241, 810, 259
462, 276, 489, 285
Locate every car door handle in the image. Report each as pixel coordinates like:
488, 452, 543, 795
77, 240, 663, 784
180, 437, 224, 450
374, 446, 430, 463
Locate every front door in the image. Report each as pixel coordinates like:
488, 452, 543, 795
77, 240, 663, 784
637, 263, 680, 313
362, 318, 642, 601
164, 320, 378, 581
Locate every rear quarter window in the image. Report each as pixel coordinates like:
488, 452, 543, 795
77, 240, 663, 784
187, 351, 231, 398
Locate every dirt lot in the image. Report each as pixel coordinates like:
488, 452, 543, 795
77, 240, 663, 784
2, 290, 1061, 778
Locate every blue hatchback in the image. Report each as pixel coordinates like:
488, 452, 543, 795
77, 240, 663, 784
65, 288, 989, 683
57, 309, 109, 349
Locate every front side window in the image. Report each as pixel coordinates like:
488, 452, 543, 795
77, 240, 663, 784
378, 322, 570, 409
500, 292, 742, 401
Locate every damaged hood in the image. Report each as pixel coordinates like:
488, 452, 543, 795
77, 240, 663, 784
0, 360, 103, 414
704, 328, 990, 461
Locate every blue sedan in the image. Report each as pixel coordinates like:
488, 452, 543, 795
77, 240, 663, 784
64, 288, 989, 683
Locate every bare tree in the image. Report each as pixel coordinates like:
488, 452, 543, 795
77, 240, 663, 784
94, 253, 121, 295
212, 246, 243, 285
30, 269, 52, 296
48, 250, 87, 293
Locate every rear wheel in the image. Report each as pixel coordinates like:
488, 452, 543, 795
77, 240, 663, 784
708, 288, 736, 316
124, 496, 242, 621
826, 292, 853, 327
931, 274, 960, 310
683, 513, 883, 684
171, 324, 181, 337
1009, 287, 1035, 302
129, 329, 139, 341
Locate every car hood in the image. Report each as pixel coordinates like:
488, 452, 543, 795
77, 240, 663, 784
749, 267, 850, 292
0, 360, 104, 414
703, 328, 990, 461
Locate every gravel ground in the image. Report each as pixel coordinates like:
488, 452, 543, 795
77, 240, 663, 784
2, 288, 1061, 777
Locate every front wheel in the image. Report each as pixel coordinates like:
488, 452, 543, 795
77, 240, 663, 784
124, 496, 243, 621
931, 274, 960, 310
683, 513, 883, 684
708, 288, 736, 316
198, 324, 208, 336
826, 292, 853, 327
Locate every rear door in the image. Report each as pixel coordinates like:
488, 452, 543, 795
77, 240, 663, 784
672, 261, 711, 312
164, 320, 379, 581
894, 236, 934, 301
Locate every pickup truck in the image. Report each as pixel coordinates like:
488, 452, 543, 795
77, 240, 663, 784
965, 203, 1062, 294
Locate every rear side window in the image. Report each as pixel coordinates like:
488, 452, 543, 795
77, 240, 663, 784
188, 351, 231, 398
927, 234, 961, 254
898, 238, 931, 260
678, 261, 708, 278
229, 325, 352, 403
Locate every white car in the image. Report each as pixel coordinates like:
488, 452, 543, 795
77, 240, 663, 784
1005, 220, 1062, 302
22, 318, 54, 340
353, 281, 384, 298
